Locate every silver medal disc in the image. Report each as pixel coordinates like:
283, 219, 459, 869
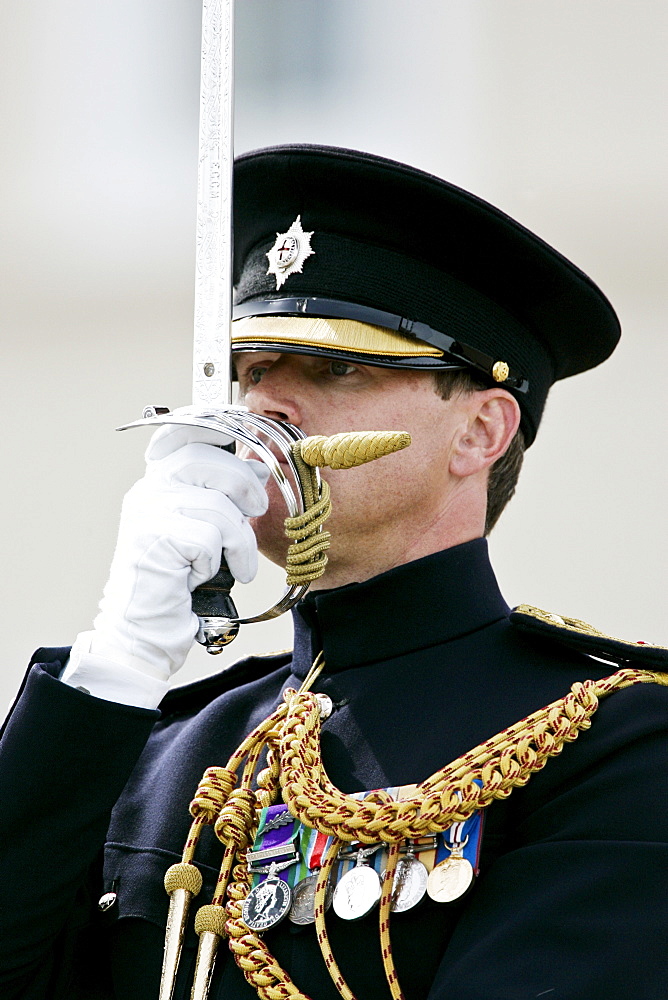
426, 856, 475, 903
289, 872, 334, 925
333, 864, 382, 921
242, 877, 292, 932
391, 856, 429, 913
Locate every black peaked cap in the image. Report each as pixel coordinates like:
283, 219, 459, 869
232, 144, 621, 445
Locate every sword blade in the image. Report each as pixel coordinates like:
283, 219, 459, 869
193, 0, 235, 408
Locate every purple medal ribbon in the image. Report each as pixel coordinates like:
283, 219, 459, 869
249, 804, 300, 886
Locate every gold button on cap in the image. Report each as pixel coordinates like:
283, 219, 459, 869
492, 361, 510, 382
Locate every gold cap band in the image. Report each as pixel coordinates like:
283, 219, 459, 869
231, 316, 443, 360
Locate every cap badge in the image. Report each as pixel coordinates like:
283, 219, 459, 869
266, 215, 315, 290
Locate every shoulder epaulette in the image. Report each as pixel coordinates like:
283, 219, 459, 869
510, 604, 668, 670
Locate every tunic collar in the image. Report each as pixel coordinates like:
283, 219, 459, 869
290, 537, 509, 679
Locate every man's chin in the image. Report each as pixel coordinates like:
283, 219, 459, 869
251, 514, 290, 570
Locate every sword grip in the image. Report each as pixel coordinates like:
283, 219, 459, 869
192, 561, 237, 620
192, 559, 240, 652
191, 441, 241, 651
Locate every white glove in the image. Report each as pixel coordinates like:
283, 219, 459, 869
61, 418, 269, 706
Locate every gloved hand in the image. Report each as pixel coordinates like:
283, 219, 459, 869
62, 417, 269, 704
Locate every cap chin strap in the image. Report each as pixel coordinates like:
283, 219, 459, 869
233, 296, 529, 392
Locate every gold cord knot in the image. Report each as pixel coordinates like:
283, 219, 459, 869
214, 788, 258, 849
282, 443, 332, 586
283, 481, 332, 586
190, 766, 237, 822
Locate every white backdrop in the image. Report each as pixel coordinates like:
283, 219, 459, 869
2, 1, 666, 714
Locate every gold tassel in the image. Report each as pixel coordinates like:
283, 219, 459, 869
190, 905, 228, 1000
159, 863, 203, 1000
300, 430, 411, 470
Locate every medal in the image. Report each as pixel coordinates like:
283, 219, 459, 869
289, 872, 334, 925
391, 840, 431, 913
289, 828, 333, 925
333, 845, 383, 921
243, 805, 301, 932
427, 822, 475, 903
426, 854, 474, 903
242, 863, 293, 932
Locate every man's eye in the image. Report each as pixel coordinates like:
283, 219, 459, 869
329, 361, 356, 377
249, 367, 266, 384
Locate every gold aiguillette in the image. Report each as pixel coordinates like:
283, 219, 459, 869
160, 863, 203, 1000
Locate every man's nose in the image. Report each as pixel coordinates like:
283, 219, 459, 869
244, 364, 303, 426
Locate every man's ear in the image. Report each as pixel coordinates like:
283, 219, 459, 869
449, 389, 522, 478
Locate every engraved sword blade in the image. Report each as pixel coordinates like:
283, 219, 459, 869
193, 0, 235, 408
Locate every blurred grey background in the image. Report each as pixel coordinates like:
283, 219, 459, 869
2, 1, 667, 714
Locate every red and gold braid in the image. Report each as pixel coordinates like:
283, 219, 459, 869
172, 664, 667, 1000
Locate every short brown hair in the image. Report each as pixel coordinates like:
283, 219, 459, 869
433, 370, 525, 533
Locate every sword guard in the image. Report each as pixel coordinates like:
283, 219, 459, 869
118, 405, 312, 651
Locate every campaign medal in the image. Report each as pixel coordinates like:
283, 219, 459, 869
242, 861, 294, 932
243, 805, 301, 932
391, 838, 433, 913
289, 829, 333, 926
289, 872, 335, 926
332, 844, 383, 921
427, 821, 475, 904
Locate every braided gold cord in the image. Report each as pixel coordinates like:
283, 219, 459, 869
212, 743, 266, 907
226, 863, 310, 999
300, 431, 411, 470
282, 432, 411, 586
279, 668, 668, 845
171, 662, 668, 1000
313, 838, 357, 1000
283, 484, 332, 585
378, 841, 404, 1000
283, 443, 331, 586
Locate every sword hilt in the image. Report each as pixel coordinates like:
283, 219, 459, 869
118, 410, 411, 655
192, 560, 239, 652
191, 439, 240, 652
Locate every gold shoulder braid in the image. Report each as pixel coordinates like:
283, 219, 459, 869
510, 604, 668, 668
157, 607, 668, 1000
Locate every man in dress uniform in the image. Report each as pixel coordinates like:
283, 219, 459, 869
1, 145, 667, 1000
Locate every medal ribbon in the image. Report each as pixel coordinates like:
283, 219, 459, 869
433, 809, 484, 872
249, 804, 300, 886
250, 783, 485, 889
308, 830, 330, 870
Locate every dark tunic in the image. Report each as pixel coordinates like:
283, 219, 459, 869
1, 539, 667, 1000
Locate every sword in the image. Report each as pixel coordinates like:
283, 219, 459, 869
119, 0, 312, 656
184, 0, 238, 651
192, 0, 234, 411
